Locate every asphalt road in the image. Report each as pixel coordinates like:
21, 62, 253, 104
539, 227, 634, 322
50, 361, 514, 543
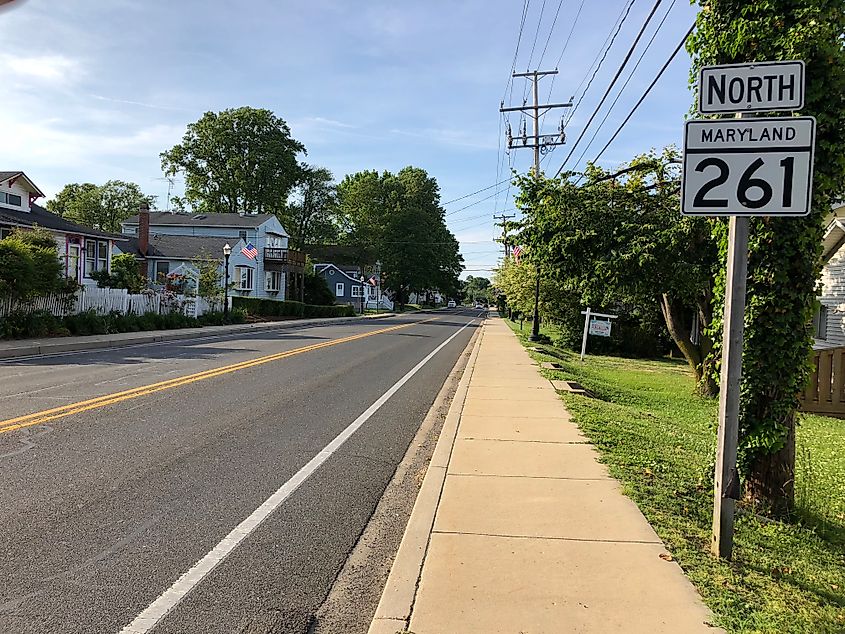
0, 309, 482, 634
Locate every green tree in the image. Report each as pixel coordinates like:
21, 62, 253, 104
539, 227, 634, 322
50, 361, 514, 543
462, 276, 492, 302
161, 107, 305, 214
513, 149, 717, 379
285, 164, 339, 250
688, 0, 845, 514
0, 227, 73, 300
91, 253, 145, 293
47, 181, 155, 232
337, 167, 463, 310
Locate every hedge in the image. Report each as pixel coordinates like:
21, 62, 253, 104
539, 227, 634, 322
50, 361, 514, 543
0, 308, 246, 340
232, 297, 356, 319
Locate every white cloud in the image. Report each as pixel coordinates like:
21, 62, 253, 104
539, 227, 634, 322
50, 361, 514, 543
0, 53, 80, 84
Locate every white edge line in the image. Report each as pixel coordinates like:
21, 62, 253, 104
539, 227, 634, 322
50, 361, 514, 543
118, 318, 476, 634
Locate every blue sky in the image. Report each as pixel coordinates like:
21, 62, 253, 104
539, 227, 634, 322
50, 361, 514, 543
0, 0, 699, 278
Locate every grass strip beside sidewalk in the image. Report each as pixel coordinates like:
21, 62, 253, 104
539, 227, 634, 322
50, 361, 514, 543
507, 320, 845, 634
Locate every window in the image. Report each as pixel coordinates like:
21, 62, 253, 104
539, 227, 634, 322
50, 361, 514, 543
84, 240, 110, 276
0, 227, 12, 240
155, 261, 170, 282
0, 192, 23, 207
813, 304, 828, 340
265, 270, 281, 292
335, 282, 344, 297
235, 266, 254, 290
351, 285, 364, 297
238, 230, 247, 240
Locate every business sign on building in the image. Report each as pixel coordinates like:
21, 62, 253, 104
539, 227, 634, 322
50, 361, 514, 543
681, 116, 815, 217
698, 60, 804, 114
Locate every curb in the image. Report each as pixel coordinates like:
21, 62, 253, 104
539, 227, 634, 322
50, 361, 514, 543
367, 321, 485, 634
0, 313, 398, 360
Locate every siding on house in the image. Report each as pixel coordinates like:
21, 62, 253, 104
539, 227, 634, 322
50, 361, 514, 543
818, 242, 845, 348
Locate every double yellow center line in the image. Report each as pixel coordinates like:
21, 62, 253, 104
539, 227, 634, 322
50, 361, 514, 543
0, 317, 438, 435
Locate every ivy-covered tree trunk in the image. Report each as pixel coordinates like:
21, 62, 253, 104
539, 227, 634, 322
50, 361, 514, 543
688, 0, 845, 515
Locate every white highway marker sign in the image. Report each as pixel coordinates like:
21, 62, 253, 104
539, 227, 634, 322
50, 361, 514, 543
698, 60, 805, 114
681, 116, 815, 217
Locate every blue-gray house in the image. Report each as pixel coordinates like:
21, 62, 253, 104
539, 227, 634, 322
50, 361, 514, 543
118, 209, 305, 300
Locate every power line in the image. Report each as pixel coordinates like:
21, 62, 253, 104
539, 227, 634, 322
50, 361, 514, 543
565, 0, 636, 127
540, 0, 586, 130
526, 0, 548, 70
537, 0, 565, 68
589, 22, 695, 166
503, 0, 531, 104
556, 0, 664, 176
442, 178, 512, 206
446, 187, 511, 216
567, 0, 677, 173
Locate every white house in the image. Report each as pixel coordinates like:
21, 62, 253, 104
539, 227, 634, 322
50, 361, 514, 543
118, 210, 305, 300
815, 202, 845, 348
0, 171, 124, 285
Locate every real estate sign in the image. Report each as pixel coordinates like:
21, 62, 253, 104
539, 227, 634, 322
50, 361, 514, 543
588, 319, 611, 337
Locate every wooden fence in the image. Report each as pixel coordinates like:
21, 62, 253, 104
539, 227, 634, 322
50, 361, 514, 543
799, 346, 845, 417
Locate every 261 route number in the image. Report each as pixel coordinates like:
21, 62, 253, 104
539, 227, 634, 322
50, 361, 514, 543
693, 156, 794, 209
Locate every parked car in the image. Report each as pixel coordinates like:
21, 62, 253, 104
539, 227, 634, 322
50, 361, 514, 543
447, 300, 456, 308
474, 302, 484, 309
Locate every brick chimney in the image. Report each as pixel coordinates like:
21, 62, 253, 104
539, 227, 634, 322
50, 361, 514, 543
138, 203, 150, 256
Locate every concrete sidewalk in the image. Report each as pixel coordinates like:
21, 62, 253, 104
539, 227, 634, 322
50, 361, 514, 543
369, 317, 721, 634
0, 313, 396, 359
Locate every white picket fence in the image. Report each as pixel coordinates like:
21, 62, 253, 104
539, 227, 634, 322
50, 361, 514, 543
0, 286, 222, 319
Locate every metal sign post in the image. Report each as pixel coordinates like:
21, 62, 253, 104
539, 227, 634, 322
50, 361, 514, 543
682, 61, 814, 560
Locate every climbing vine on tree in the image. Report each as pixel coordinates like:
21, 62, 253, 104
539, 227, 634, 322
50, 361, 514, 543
687, 0, 845, 515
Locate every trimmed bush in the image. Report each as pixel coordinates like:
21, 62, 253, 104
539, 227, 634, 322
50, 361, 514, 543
233, 296, 355, 319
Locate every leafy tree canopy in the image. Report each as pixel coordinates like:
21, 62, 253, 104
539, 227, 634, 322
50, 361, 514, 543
47, 181, 154, 233
161, 107, 305, 215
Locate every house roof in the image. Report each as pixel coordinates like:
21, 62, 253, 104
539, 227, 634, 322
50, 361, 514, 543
823, 219, 845, 263
120, 234, 230, 260
123, 211, 276, 229
0, 203, 125, 240
0, 171, 45, 197
315, 263, 365, 284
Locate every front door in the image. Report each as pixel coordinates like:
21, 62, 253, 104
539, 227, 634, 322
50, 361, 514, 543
67, 245, 80, 282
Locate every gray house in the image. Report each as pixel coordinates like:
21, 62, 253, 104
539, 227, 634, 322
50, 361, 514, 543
313, 263, 393, 311
118, 210, 305, 300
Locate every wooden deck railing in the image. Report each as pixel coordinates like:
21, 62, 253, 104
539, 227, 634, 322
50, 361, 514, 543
799, 346, 845, 417
263, 247, 305, 267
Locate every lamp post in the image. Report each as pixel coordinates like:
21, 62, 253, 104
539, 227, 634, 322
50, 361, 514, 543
375, 260, 381, 315
223, 243, 231, 318
359, 275, 366, 315
529, 266, 541, 342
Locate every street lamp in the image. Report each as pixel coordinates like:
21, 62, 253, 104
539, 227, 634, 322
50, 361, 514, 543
223, 243, 231, 318
529, 265, 541, 341
359, 275, 366, 314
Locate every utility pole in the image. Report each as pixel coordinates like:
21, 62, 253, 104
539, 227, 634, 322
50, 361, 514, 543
493, 213, 515, 258
500, 70, 571, 341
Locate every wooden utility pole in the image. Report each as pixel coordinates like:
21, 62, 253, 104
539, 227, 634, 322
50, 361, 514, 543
493, 213, 515, 258
500, 70, 571, 342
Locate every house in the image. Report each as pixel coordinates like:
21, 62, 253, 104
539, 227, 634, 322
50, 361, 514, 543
0, 171, 124, 285
314, 263, 392, 311
118, 209, 305, 300
816, 201, 845, 348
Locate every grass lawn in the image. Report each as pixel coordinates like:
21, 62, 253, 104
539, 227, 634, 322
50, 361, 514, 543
507, 320, 845, 634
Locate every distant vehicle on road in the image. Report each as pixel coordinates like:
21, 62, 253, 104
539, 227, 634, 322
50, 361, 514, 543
447, 300, 456, 308
474, 302, 484, 309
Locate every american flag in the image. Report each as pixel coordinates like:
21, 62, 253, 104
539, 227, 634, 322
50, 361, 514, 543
241, 242, 258, 260
512, 245, 523, 264
367, 275, 378, 286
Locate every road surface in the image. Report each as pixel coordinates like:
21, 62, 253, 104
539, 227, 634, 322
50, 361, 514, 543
0, 310, 480, 634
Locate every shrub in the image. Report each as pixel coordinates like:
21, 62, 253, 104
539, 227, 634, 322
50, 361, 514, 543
233, 297, 355, 319
304, 273, 335, 306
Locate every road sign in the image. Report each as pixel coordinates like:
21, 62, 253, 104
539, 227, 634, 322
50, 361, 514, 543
698, 61, 805, 114
681, 116, 816, 217
588, 319, 611, 337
